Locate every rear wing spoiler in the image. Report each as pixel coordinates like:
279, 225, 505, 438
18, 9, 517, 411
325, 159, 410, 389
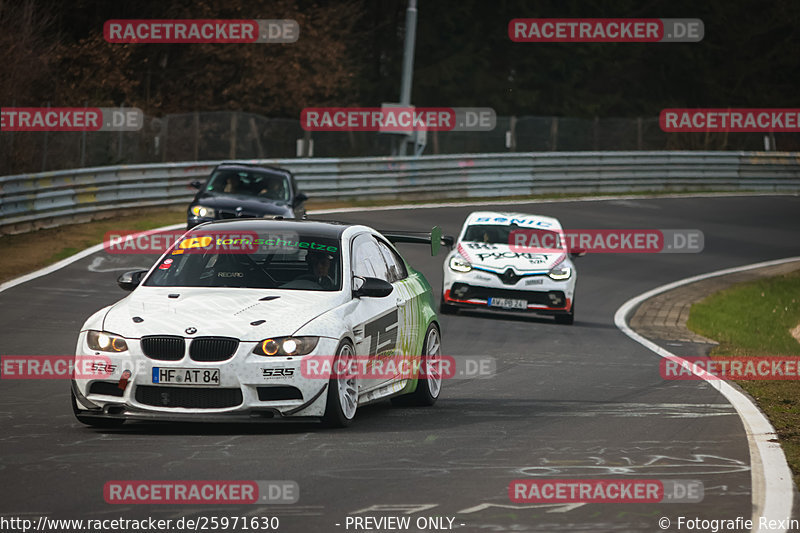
380, 226, 455, 256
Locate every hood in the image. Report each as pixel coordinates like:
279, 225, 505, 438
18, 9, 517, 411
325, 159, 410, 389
457, 242, 566, 273
195, 193, 293, 216
102, 287, 344, 341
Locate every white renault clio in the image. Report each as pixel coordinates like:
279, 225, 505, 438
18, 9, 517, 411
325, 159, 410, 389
441, 211, 583, 324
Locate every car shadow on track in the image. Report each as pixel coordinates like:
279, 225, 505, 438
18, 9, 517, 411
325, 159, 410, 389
453, 309, 556, 324
450, 309, 615, 330
73, 394, 640, 436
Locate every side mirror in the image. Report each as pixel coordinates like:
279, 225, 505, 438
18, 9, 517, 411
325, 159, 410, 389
117, 270, 148, 291
190, 180, 203, 190
570, 248, 587, 258
353, 276, 393, 298
293, 192, 308, 207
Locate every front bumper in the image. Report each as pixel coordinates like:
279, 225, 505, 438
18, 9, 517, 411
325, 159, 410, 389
73, 333, 339, 421
442, 268, 575, 313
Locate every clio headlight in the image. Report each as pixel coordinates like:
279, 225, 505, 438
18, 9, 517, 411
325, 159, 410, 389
190, 205, 216, 218
548, 265, 572, 281
448, 255, 472, 273
254, 336, 319, 356
86, 330, 128, 353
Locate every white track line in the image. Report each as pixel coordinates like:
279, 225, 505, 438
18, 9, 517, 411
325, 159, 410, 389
0, 224, 186, 295
614, 258, 800, 533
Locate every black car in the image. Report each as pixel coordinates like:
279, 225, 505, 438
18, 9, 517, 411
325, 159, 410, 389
187, 163, 308, 228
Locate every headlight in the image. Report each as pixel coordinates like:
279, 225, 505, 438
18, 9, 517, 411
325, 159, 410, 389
87, 330, 128, 352
254, 336, 319, 356
548, 265, 572, 280
190, 205, 216, 218
448, 255, 472, 273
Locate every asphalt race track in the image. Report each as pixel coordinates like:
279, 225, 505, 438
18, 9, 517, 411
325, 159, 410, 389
1, 195, 799, 533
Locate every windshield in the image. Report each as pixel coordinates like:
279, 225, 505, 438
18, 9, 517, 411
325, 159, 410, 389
144, 231, 341, 291
463, 224, 565, 250
206, 170, 290, 202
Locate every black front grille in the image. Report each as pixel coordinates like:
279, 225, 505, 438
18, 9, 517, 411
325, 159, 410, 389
451, 283, 564, 306
135, 386, 243, 409
190, 337, 239, 362
218, 210, 258, 220
141, 336, 185, 360
89, 381, 125, 397
257, 386, 303, 401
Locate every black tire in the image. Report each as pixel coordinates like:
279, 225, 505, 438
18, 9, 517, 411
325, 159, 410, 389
392, 324, 442, 407
554, 299, 575, 325
322, 340, 358, 428
71, 391, 125, 428
439, 296, 458, 315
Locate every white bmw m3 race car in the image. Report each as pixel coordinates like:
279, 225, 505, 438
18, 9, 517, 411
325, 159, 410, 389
441, 211, 583, 324
72, 219, 447, 428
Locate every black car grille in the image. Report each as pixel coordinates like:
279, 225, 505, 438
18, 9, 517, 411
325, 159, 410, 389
450, 283, 564, 306
190, 337, 239, 362
141, 336, 186, 360
135, 386, 243, 409
218, 209, 259, 220
257, 386, 303, 401
88, 381, 125, 397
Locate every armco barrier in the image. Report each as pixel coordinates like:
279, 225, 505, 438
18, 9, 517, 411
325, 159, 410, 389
1, 151, 799, 235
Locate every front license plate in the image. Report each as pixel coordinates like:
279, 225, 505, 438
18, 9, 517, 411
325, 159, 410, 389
488, 297, 528, 310
152, 367, 220, 386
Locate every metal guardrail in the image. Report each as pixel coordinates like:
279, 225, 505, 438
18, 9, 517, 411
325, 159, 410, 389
1, 151, 799, 234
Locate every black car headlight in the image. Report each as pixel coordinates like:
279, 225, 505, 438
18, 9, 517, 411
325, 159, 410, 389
86, 331, 128, 353
548, 265, 572, 281
190, 205, 216, 218
254, 336, 319, 356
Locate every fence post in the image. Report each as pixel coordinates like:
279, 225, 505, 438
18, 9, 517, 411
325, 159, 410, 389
42, 102, 50, 171
229, 113, 238, 159
636, 117, 643, 150
508, 116, 517, 152
117, 102, 125, 161
249, 117, 265, 158
549, 117, 559, 151
193, 111, 200, 161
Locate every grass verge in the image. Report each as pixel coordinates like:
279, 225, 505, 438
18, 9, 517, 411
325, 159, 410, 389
0, 209, 185, 284
687, 269, 800, 485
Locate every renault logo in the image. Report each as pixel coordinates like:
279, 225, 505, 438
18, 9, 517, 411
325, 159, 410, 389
500, 268, 519, 285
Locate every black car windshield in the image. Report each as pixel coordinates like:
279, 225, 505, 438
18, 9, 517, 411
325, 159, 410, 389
144, 230, 341, 291
206, 169, 290, 202
464, 224, 565, 250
